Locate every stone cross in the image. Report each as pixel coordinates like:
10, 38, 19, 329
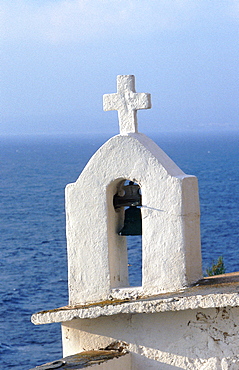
103, 75, 151, 134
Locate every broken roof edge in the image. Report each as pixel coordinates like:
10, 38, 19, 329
32, 273, 239, 325
29, 347, 130, 370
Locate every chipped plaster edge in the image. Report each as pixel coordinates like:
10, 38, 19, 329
31, 291, 239, 325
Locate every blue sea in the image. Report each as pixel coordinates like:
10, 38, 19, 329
0, 132, 238, 369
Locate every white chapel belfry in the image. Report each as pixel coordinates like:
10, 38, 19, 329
61, 74, 203, 305
31, 75, 239, 370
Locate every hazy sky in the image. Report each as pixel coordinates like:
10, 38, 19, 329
1, 0, 239, 136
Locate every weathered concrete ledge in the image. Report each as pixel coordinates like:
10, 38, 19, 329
32, 273, 239, 325
29, 348, 130, 369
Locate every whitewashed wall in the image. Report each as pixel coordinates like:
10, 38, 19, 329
65, 133, 202, 305
62, 306, 239, 369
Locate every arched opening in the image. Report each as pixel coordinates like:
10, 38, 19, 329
113, 180, 142, 287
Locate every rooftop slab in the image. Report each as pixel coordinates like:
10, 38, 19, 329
32, 273, 239, 325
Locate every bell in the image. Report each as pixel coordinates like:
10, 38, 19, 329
119, 206, 142, 236
113, 181, 141, 209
